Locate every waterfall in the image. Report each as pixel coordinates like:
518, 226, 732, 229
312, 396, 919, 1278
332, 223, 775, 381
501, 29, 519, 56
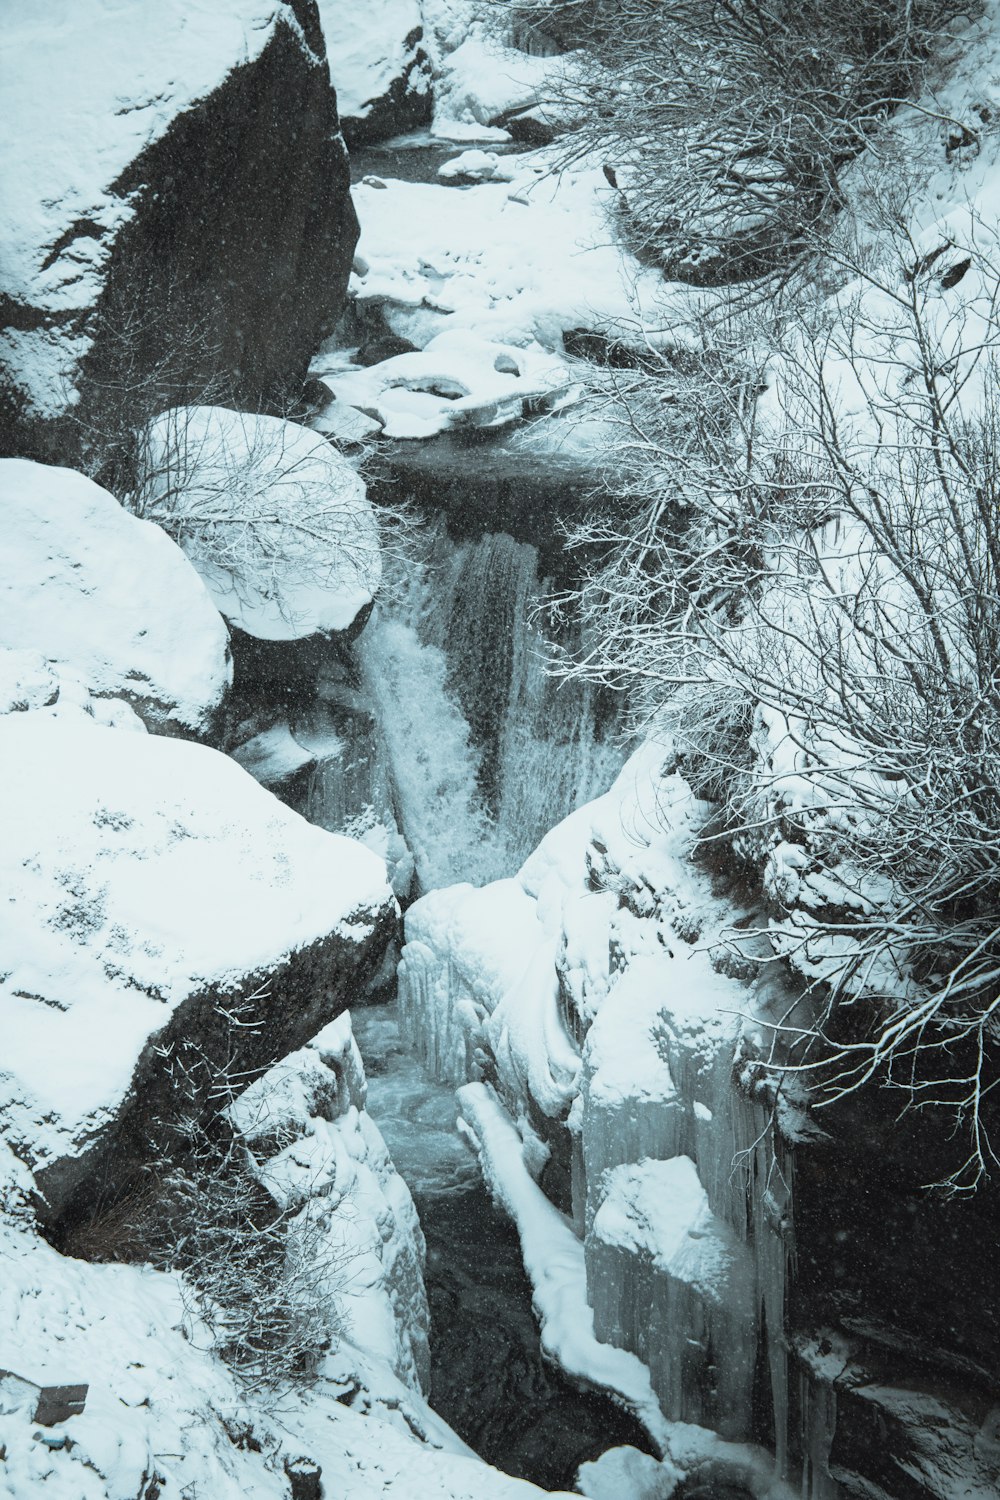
357, 522, 623, 894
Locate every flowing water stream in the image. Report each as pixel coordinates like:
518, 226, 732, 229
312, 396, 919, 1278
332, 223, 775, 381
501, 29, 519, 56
352, 1005, 653, 1490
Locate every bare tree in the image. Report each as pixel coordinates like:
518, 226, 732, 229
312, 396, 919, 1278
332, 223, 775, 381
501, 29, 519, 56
496, 0, 971, 283
558, 197, 1000, 1190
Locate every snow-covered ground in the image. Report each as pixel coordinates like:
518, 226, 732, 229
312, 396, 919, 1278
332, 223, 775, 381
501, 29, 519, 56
336, 154, 675, 353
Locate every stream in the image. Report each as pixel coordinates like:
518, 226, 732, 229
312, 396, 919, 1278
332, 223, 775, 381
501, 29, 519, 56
300, 131, 643, 1489
352, 1005, 652, 1491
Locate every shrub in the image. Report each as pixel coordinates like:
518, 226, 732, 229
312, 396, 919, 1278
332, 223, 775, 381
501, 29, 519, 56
558, 199, 1000, 1190
503, 0, 971, 281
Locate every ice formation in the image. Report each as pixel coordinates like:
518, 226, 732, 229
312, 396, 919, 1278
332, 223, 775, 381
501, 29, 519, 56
398, 741, 801, 1480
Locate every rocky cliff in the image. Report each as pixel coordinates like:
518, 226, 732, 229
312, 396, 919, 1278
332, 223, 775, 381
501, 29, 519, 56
0, 1, 358, 467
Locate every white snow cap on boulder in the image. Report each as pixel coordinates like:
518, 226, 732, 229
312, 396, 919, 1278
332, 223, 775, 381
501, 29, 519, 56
320, 0, 430, 131
0, 711, 394, 1190
0, 458, 231, 734
141, 406, 382, 640
0, 0, 305, 418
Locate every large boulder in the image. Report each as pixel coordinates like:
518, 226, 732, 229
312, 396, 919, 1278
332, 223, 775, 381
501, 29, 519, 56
0, 711, 396, 1223
0, 1, 358, 464
0, 458, 231, 735
141, 406, 381, 641
320, 1, 432, 144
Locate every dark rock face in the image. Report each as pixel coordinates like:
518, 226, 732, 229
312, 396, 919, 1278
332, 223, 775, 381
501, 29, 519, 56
787, 1093, 1000, 1497
1, 5, 359, 466
46, 899, 399, 1239
792, 1338, 1000, 1500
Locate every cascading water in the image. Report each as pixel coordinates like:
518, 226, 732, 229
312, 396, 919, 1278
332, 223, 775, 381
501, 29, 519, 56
355, 520, 623, 892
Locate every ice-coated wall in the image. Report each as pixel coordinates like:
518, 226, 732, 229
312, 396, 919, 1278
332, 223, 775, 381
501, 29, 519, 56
396, 740, 821, 1485
587, 1155, 754, 1439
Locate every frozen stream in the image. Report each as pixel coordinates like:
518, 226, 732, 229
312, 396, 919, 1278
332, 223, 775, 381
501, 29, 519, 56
352, 1005, 652, 1489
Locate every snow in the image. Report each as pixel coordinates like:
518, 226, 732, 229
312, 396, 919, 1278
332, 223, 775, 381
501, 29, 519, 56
0, 458, 231, 733
579, 1433, 799, 1500
580, 959, 684, 1230
399, 878, 546, 1084
398, 739, 714, 1115
438, 149, 520, 183
0, 711, 393, 1180
141, 406, 382, 639
310, 397, 385, 446
421, 1, 566, 134
230, 721, 316, 788
592, 1155, 746, 1304
397, 736, 801, 1459
0, 1146, 565, 1500
316, 328, 572, 439
456, 1079, 674, 1453
0, 649, 59, 716
320, 1, 430, 124
588, 1158, 754, 1437
0, 1, 311, 417
578, 1446, 683, 1499
228, 1012, 430, 1393
326, 152, 682, 370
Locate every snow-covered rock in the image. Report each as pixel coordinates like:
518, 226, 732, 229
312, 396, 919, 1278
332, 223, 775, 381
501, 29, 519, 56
438, 149, 519, 184
422, 1, 566, 137
319, 329, 572, 439
310, 397, 385, 447
578, 1435, 799, 1500
0, 711, 395, 1219
0, 458, 231, 734
321, 1, 432, 144
140, 407, 381, 640
0, 0, 357, 458
0, 648, 59, 717
230, 721, 317, 802
0, 1139, 567, 1500
229, 1013, 430, 1393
